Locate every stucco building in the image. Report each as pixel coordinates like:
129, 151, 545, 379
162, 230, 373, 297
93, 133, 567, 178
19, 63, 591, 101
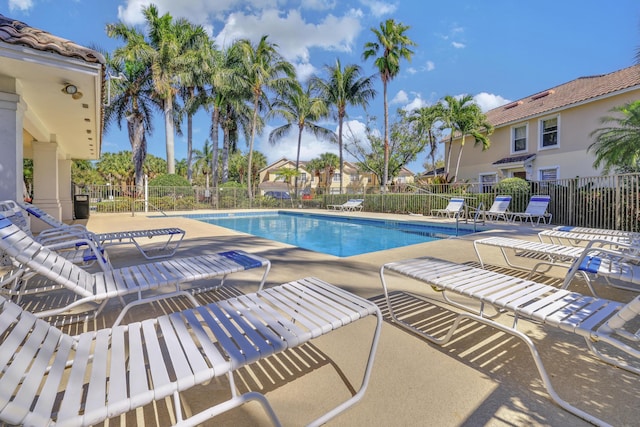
453, 64, 640, 187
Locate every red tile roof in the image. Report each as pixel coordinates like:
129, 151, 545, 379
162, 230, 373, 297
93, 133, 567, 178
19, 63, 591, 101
486, 64, 640, 127
0, 14, 104, 64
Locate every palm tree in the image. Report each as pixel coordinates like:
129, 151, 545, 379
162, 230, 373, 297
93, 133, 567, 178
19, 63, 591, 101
178, 26, 214, 182
308, 152, 340, 194
102, 46, 157, 192
193, 139, 213, 188
268, 81, 335, 197
409, 104, 443, 176
312, 59, 376, 193
451, 102, 493, 181
141, 5, 208, 174
363, 19, 416, 191
588, 100, 640, 173
235, 35, 296, 201
440, 94, 492, 180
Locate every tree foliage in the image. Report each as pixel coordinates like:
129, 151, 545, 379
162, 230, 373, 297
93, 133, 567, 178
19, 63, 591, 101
588, 100, 640, 173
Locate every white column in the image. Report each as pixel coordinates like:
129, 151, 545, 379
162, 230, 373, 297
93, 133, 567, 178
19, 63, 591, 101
32, 140, 61, 231
58, 159, 73, 221
0, 90, 24, 202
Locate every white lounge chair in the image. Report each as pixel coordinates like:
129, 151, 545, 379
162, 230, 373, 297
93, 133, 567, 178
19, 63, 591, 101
0, 216, 270, 326
477, 195, 511, 221
17, 200, 186, 259
473, 236, 640, 294
509, 195, 552, 225
539, 228, 639, 247
431, 197, 465, 218
327, 198, 364, 211
0, 277, 382, 426
380, 256, 640, 426
0, 201, 112, 271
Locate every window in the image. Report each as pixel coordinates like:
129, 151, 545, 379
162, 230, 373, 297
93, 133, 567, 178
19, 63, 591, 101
298, 174, 307, 183
540, 117, 559, 148
539, 167, 558, 181
480, 173, 497, 192
350, 174, 359, 183
512, 125, 527, 153
332, 173, 341, 182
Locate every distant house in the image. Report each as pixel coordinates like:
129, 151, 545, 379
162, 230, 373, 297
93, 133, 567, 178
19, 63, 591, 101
452, 64, 640, 186
258, 158, 414, 195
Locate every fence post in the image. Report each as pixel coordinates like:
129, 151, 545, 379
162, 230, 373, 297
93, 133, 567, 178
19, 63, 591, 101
614, 175, 620, 230
144, 174, 148, 213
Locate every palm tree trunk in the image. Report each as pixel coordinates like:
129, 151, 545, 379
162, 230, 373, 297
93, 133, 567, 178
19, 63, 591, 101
164, 98, 176, 174
187, 113, 193, 182
454, 135, 466, 182
129, 116, 146, 195
247, 98, 260, 201
211, 107, 220, 186
295, 128, 303, 197
445, 135, 453, 176
383, 81, 389, 192
338, 116, 344, 194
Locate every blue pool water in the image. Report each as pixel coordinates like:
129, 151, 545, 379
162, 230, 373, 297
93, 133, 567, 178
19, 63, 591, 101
179, 211, 474, 257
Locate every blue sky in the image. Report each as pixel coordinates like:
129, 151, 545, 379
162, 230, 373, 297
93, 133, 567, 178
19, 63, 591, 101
5, 0, 640, 173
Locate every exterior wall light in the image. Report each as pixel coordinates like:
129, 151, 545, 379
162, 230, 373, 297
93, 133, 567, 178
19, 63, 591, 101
62, 83, 83, 100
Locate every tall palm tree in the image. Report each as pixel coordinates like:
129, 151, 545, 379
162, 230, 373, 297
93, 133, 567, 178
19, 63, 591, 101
235, 35, 296, 201
312, 59, 376, 193
363, 19, 416, 191
588, 100, 640, 173
409, 104, 443, 176
268, 81, 335, 196
451, 102, 493, 181
141, 5, 208, 174
102, 48, 157, 192
440, 94, 482, 179
193, 139, 213, 188
178, 26, 214, 182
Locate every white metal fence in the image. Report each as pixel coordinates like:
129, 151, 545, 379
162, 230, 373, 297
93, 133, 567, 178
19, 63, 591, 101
75, 173, 640, 232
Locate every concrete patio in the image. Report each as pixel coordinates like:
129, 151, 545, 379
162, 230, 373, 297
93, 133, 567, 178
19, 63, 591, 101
18, 210, 640, 426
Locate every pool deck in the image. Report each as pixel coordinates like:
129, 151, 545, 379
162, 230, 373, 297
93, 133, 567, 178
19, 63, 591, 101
21, 209, 640, 426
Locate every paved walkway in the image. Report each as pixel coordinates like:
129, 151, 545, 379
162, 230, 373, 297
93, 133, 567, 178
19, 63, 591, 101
27, 210, 640, 426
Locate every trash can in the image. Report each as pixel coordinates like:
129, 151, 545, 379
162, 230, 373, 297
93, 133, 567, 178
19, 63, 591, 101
74, 194, 90, 219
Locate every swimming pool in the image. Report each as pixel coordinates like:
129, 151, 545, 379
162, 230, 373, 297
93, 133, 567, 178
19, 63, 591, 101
178, 211, 476, 257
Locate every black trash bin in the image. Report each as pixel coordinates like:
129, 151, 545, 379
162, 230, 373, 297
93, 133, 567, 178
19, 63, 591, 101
74, 194, 90, 219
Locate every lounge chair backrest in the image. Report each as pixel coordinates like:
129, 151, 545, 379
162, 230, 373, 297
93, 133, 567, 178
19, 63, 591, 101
0, 217, 95, 297
489, 195, 511, 213
17, 201, 68, 228
447, 198, 465, 211
525, 195, 550, 215
0, 200, 33, 236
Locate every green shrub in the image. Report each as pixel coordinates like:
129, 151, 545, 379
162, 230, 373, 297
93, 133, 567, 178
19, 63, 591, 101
148, 174, 191, 187
495, 177, 531, 212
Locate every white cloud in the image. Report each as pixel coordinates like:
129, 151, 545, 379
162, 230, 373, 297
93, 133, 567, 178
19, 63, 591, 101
301, 0, 337, 11
358, 0, 397, 17
391, 90, 409, 104
216, 9, 361, 62
426, 60, 435, 71
452, 41, 465, 49
403, 96, 427, 111
8, 0, 33, 11
294, 62, 318, 82
473, 92, 511, 112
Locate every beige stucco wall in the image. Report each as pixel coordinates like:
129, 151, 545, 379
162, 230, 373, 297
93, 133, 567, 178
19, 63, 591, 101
456, 89, 640, 182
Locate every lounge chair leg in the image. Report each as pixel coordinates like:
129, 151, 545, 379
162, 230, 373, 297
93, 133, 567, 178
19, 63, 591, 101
382, 288, 612, 427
